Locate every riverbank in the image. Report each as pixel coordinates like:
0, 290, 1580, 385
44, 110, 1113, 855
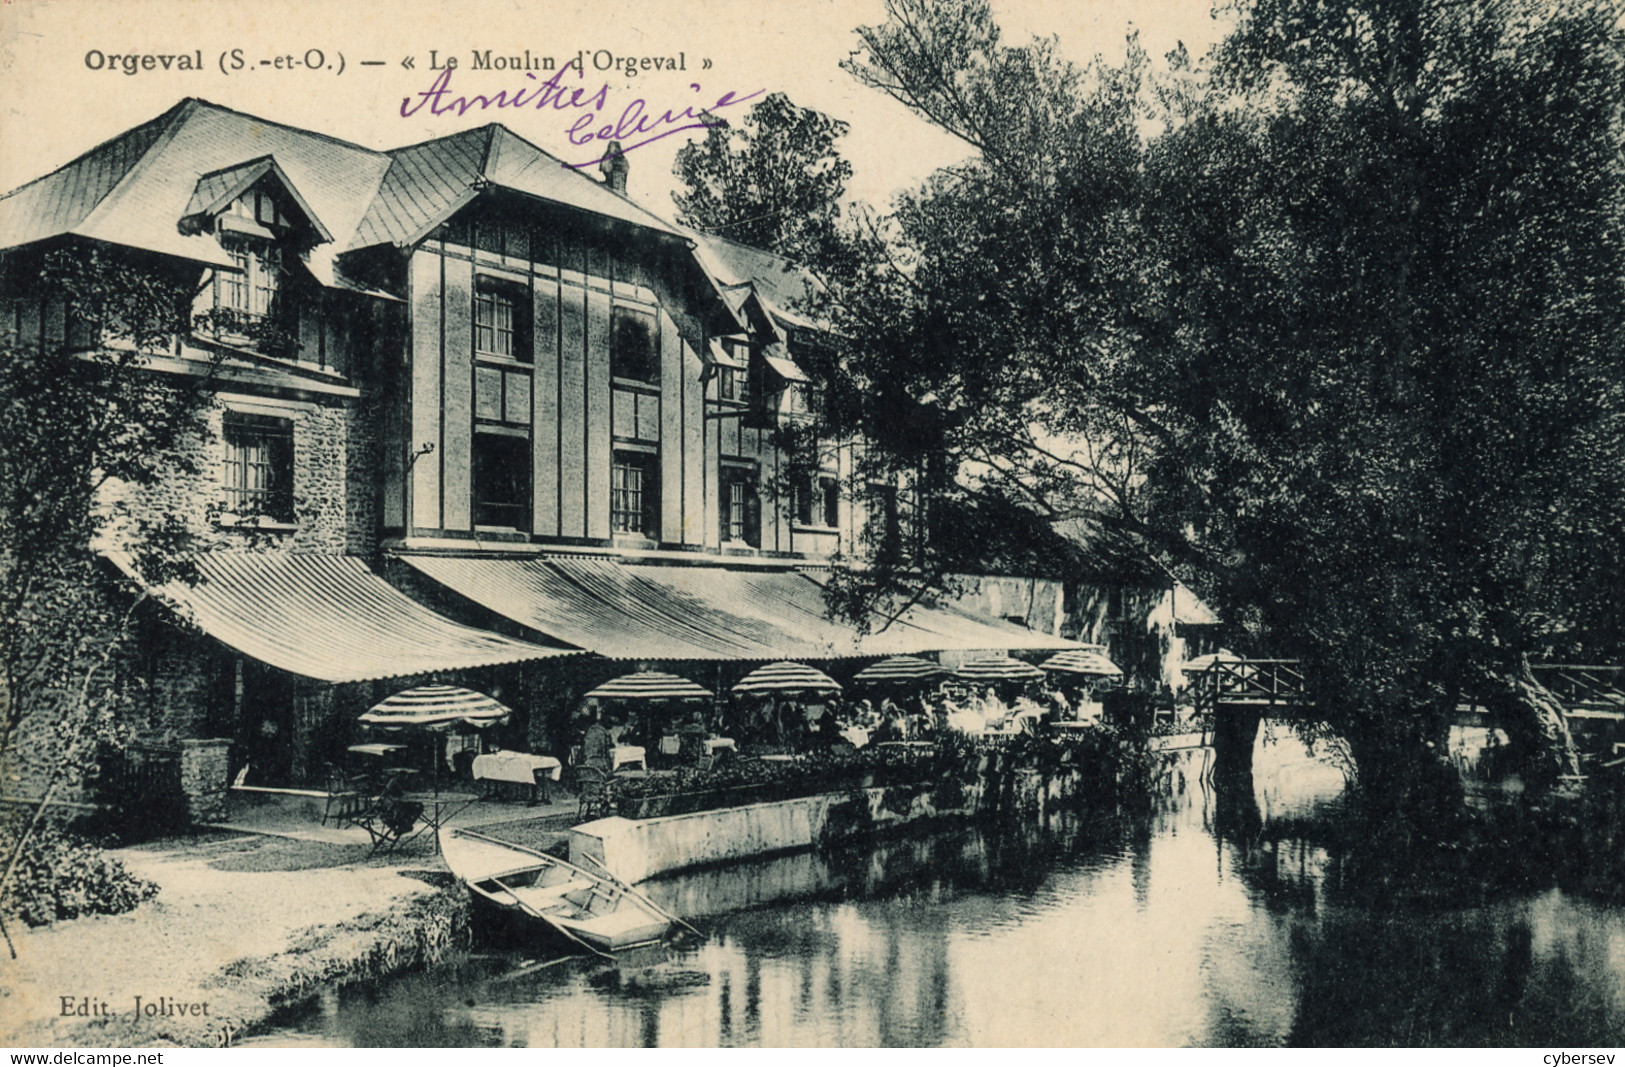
0, 829, 465, 1046
0, 784, 595, 1051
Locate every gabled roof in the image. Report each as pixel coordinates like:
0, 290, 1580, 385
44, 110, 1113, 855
691, 232, 825, 331
350, 124, 685, 250
0, 100, 816, 333
0, 99, 391, 273
180, 155, 334, 243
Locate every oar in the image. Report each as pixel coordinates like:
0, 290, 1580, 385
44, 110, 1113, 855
491, 876, 613, 960
577, 851, 702, 938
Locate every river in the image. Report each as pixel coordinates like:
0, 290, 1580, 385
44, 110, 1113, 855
253, 732, 1625, 1047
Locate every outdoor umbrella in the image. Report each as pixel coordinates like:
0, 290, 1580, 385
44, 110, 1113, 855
1040, 646, 1123, 678
359, 684, 514, 852
1185, 649, 1240, 674
731, 661, 842, 696
851, 656, 946, 687
359, 684, 513, 730
585, 670, 713, 702
954, 657, 1046, 684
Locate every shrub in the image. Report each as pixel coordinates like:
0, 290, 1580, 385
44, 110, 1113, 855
1, 825, 159, 927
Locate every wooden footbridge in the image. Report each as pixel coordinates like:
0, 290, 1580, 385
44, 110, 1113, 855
1187, 658, 1625, 774
1190, 659, 1625, 719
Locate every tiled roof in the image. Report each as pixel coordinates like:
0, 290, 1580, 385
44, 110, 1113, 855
690, 232, 825, 330
351, 124, 686, 249
180, 155, 334, 243
0, 99, 797, 324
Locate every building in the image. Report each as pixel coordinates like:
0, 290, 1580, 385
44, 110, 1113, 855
0, 99, 1085, 806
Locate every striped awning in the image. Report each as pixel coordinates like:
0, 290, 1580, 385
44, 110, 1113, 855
1040, 646, 1123, 678
586, 671, 713, 702
400, 556, 1081, 662
107, 551, 572, 683
851, 656, 947, 686
955, 657, 1046, 683
360, 685, 512, 729
732, 661, 842, 695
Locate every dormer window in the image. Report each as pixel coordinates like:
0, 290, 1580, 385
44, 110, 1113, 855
215, 235, 281, 321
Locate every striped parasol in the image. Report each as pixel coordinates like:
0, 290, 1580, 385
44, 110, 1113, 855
732, 661, 842, 696
1185, 649, 1240, 673
359, 684, 512, 730
954, 657, 1046, 683
851, 656, 947, 686
1040, 646, 1123, 678
586, 670, 713, 703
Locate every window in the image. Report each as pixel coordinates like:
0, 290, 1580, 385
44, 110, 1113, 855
721, 467, 760, 546
821, 475, 840, 529
611, 450, 659, 536
215, 238, 280, 321
784, 381, 821, 417
611, 306, 658, 383
222, 413, 294, 522
719, 365, 749, 405
794, 474, 841, 529
869, 483, 900, 550
474, 278, 531, 363
473, 432, 531, 530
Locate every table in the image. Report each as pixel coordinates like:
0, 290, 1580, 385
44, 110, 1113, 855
347, 743, 406, 759
471, 751, 561, 803
704, 737, 737, 754
612, 745, 647, 771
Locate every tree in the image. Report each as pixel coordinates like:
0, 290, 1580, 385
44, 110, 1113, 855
672, 91, 854, 263
0, 245, 217, 954
1133, 0, 1625, 804
819, 0, 1625, 812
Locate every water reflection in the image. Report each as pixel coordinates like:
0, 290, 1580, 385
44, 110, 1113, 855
255, 733, 1625, 1047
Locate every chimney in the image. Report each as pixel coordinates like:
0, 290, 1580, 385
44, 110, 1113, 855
600, 141, 629, 195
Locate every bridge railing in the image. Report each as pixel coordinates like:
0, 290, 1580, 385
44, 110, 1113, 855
1190, 658, 1311, 715
1188, 659, 1625, 719
1529, 665, 1625, 712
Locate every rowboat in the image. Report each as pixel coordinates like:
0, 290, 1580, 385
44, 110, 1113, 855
439, 827, 678, 956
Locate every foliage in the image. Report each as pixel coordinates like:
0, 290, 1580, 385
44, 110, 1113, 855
1133, 0, 1625, 797
612, 725, 1139, 818
0, 824, 158, 927
807, 0, 1625, 806
0, 243, 218, 951
672, 91, 854, 264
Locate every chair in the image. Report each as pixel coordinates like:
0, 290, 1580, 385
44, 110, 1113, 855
321, 766, 366, 827
575, 765, 614, 823
352, 792, 426, 853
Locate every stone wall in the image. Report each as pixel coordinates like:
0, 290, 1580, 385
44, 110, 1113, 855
178, 738, 231, 823
97, 388, 376, 557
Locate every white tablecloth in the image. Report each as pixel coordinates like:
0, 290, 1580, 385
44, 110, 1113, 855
704, 737, 737, 754
612, 745, 647, 771
471, 751, 562, 785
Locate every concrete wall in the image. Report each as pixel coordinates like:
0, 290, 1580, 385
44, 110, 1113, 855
569, 785, 974, 883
